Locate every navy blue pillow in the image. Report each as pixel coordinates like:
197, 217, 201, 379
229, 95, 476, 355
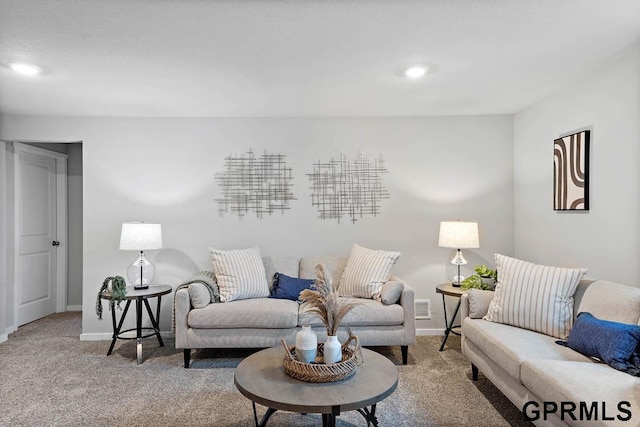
561, 312, 640, 375
269, 273, 314, 302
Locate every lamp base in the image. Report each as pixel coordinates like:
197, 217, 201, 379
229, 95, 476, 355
451, 274, 465, 287
127, 251, 156, 289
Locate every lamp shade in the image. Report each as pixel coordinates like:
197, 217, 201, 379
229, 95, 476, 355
438, 221, 479, 249
119, 222, 163, 250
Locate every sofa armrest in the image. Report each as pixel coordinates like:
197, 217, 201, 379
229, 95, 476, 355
175, 288, 191, 349
461, 293, 470, 320
399, 284, 416, 345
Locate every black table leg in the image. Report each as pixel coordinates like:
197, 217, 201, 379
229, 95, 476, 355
357, 404, 379, 426
136, 297, 143, 364
252, 402, 277, 427
439, 296, 462, 351
322, 414, 336, 427
107, 300, 131, 356
144, 297, 164, 347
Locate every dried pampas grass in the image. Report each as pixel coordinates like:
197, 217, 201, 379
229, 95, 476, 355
299, 264, 360, 337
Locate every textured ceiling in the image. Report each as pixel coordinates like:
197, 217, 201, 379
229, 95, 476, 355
1, 0, 639, 117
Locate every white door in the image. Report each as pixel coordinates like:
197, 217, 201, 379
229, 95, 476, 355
15, 144, 67, 326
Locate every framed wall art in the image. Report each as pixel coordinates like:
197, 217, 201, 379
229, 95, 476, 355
553, 130, 590, 211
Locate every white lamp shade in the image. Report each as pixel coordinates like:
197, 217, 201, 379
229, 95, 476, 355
119, 222, 163, 250
438, 221, 480, 249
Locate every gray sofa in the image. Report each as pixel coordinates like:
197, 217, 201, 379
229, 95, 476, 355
461, 279, 640, 426
175, 255, 416, 368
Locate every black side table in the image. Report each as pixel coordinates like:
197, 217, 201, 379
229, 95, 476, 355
101, 284, 172, 364
436, 283, 466, 351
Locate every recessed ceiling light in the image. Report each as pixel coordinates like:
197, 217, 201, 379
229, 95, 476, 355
403, 65, 428, 79
9, 62, 42, 76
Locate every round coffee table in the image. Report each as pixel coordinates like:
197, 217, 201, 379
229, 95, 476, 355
234, 346, 398, 427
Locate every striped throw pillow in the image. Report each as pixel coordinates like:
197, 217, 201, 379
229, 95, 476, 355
338, 244, 401, 300
484, 254, 587, 339
209, 246, 269, 302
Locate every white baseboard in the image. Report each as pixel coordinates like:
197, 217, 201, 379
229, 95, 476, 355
0, 333, 7, 343
80, 331, 174, 341
416, 328, 445, 336
66, 305, 82, 311
6, 324, 17, 334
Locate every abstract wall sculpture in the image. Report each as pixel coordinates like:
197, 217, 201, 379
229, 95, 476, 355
215, 149, 296, 219
553, 130, 590, 211
307, 152, 389, 224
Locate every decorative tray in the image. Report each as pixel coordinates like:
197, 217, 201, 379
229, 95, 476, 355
280, 335, 362, 383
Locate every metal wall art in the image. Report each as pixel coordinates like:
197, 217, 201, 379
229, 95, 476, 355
307, 152, 389, 224
553, 130, 590, 211
215, 149, 296, 219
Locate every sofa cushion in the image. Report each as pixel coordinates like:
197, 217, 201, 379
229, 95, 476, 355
210, 246, 270, 302
263, 256, 300, 289
521, 360, 640, 427
563, 312, 640, 375
338, 244, 401, 300
462, 318, 593, 380
484, 254, 587, 339
188, 283, 211, 309
574, 280, 640, 325
188, 298, 299, 329
380, 280, 404, 305
299, 256, 347, 287
269, 273, 314, 301
467, 289, 494, 318
298, 297, 404, 327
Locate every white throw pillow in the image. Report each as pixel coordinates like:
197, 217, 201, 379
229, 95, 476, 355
338, 244, 401, 300
209, 246, 269, 302
483, 254, 587, 339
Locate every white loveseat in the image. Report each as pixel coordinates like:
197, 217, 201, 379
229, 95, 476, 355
461, 278, 640, 426
175, 255, 416, 368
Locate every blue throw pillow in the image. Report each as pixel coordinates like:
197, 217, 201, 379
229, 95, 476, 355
561, 312, 640, 375
269, 273, 314, 302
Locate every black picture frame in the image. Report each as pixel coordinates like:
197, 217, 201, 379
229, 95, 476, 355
553, 130, 590, 211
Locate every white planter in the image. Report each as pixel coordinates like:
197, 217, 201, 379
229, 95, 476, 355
323, 335, 342, 364
295, 325, 317, 363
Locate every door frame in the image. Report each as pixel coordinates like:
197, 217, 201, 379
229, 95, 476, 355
13, 142, 68, 324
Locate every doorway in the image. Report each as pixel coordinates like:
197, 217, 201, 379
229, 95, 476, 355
14, 143, 67, 325
2, 141, 83, 333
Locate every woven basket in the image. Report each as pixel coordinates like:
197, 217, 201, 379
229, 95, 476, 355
281, 334, 363, 383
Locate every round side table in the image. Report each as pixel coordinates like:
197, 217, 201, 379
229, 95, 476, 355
435, 283, 467, 351
101, 284, 172, 364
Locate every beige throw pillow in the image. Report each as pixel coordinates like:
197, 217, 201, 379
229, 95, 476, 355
338, 244, 401, 300
209, 246, 269, 302
188, 283, 211, 309
483, 254, 587, 339
467, 289, 494, 319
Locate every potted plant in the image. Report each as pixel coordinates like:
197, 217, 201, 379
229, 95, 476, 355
460, 265, 497, 290
95, 276, 127, 320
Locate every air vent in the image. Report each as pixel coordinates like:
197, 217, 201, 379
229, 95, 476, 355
415, 299, 431, 320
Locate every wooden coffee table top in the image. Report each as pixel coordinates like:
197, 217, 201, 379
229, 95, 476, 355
234, 346, 398, 414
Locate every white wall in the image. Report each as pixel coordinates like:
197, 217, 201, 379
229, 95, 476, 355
0, 115, 514, 337
0, 142, 7, 342
67, 143, 83, 309
514, 41, 640, 285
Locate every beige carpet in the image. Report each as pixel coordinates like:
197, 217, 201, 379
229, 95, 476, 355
0, 312, 532, 426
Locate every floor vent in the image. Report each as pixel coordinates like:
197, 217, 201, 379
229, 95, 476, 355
415, 299, 431, 320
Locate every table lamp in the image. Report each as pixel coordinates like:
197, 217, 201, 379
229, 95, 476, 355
119, 222, 163, 289
438, 221, 480, 286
